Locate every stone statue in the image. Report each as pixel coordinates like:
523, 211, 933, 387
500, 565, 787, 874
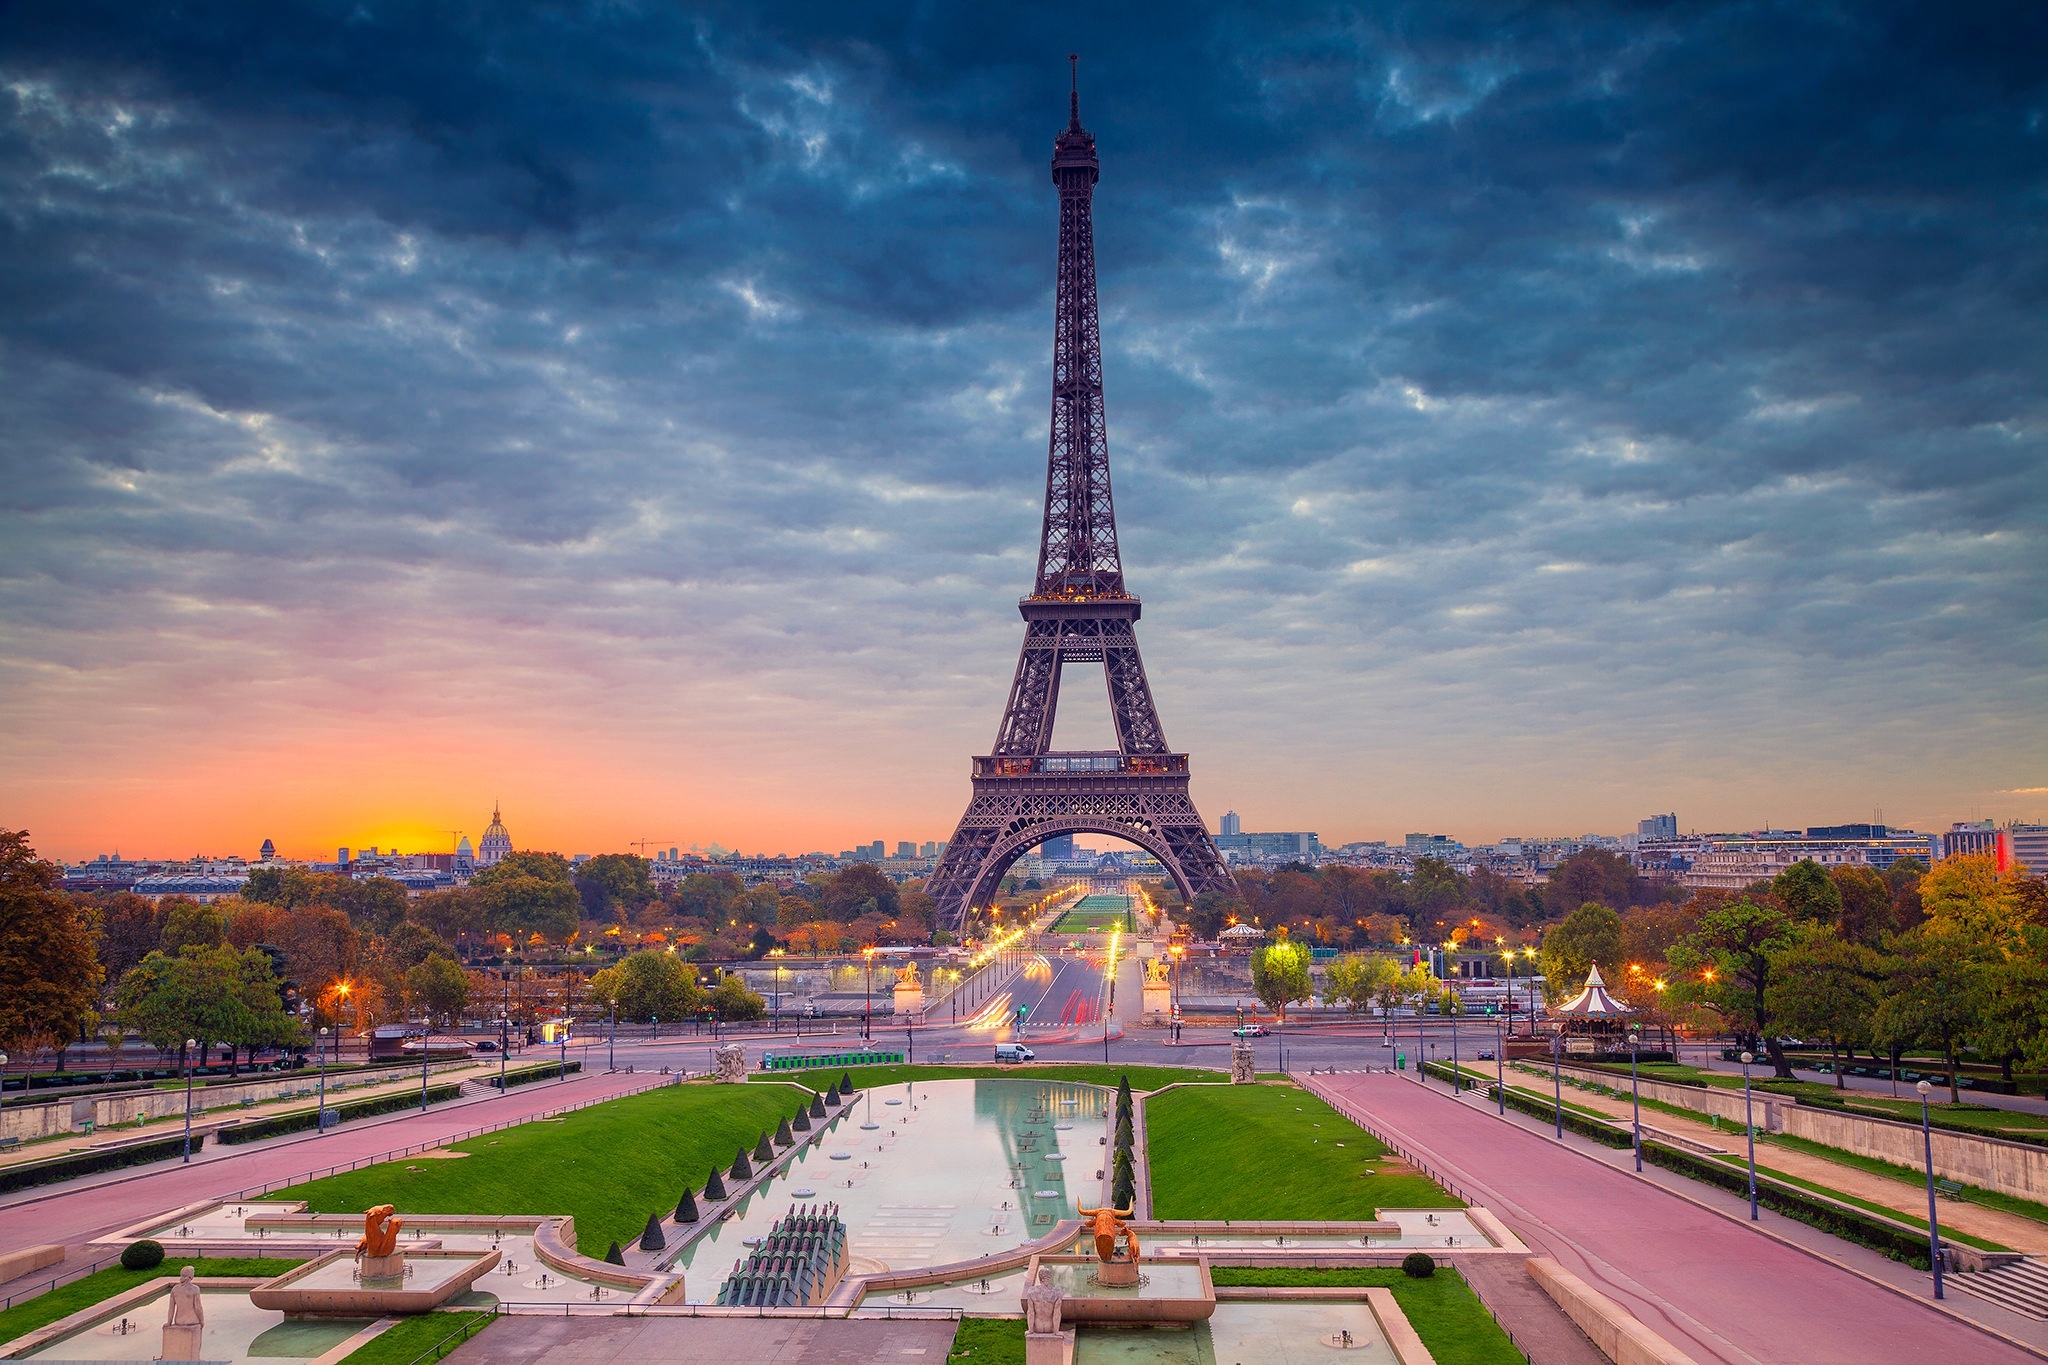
1074, 1201, 1139, 1263
895, 960, 921, 987
1020, 1264, 1063, 1335
714, 1042, 748, 1084
357, 1205, 403, 1259
160, 1265, 205, 1361
1229, 1039, 1256, 1084
166, 1265, 204, 1326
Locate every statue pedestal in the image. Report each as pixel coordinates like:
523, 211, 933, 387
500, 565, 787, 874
1094, 1258, 1141, 1287
1229, 1041, 1256, 1084
161, 1323, 204, 1361
1142, 982, 1170, 1019
359, 1252, 405, 1281
892, 985, 924, 1019
1025, 1329, 1075, 1365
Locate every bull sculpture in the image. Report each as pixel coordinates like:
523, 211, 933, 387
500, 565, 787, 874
1074, 1201, 1138, 1263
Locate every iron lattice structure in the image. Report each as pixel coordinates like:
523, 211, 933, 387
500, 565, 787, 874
927, 76, 1234, 931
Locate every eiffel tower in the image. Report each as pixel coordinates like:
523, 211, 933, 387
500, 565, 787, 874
926, 67, 1234, 932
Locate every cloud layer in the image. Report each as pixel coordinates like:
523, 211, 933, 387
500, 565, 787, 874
2, 2, 2044, 858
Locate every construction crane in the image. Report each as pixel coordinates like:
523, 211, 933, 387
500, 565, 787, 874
446, 829, 465, 854
628, 838, 677, 858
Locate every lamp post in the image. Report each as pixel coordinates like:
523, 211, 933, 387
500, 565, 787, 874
420, 1020, 431, 1112
1494, 1012, 1505, 1116
1551, 1031, 1563, 1139
863, 948, 875, 1043
1918, 1079, 1945, 1299
1498, 938, 1511, 1034
1450, 998, 1461, 1094
607, 1001, 617, 1072
498, 1016, 508, 1090
0, 1052, 9, 1137
1740, 1050, 1758, 1220
1628, 1028, 1643, 1172
316, 1028, 330, 1133
181, 1038, 197, 1163
558, 1028, 568, 1081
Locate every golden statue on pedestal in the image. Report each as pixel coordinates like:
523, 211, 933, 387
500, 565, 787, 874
357, 1204, 403, 1259
1075, 1201, 1139, 1263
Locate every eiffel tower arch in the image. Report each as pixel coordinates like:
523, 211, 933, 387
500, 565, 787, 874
927, 68, 1235, 931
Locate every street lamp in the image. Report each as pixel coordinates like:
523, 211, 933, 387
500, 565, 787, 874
1740, 1051, 1758, 1220
1628, 1028, 1643, 1172
863, 947, 876, 1043
0, 1052, 9, 1136
1497, 938, 1511, 1034
316, 1028, 330, 1134
558, 1026, 569, 1081
1917, 1079, 1945, 1299
1493, 1011, 1505, 1116
181, 1038, 198, 1163
498, 1016, 509, 1090
607, 1000, 617, 1072
1551, 1031, 1563, 1139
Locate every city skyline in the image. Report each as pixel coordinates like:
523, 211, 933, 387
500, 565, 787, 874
3, 6, 2043, 863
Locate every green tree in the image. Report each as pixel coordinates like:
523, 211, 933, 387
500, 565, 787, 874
1972, 924, 2048, 1085
1666, 897, 1799, 1076
1764, 927, 1880, 1088
1185, 890, 1241, 940
1539, 903, 1623, 1005
475, 862, 580, 945
574, 854, 652, 924
406, 889, 485, 945
91, 892, 167, 982
1829, 865, 1895, 946
117, 946, 250, 1068
822, 866, 898, 923
708, 971, 767, 1020
1322, 954, 1398, 1017
1250, 939, 1312, 1021
406, 954, 470, 1026
1771, 859, 1843, 923
160, 899, 227, 952
231, 946, 298, 1069
0, 831, 106, 1069
588, 950, 702, 1022
1407, 859, 1467, 918
1544, 850, 1637, 917
382, 922, 456, 971
1874, 925, 1985, 1104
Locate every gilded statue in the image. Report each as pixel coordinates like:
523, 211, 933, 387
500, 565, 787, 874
895, 960, 921, 987
357, 1204, 403, 1259
1074, 1200, 1139, 1263
1144, 958, 1169, 984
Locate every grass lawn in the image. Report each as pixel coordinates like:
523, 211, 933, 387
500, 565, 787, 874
776, 1063, 1226, 1092
1209, 1267, 1522, 1365
275, 1082, 804, 1256
1052, 910, 1132, 934
0, 1258, 302, 1346
946, 1316, 1024, 1363
336, 1310, 494, 1364
1146, 1083, 1459, 1219
1704, 1154, 2009, 1251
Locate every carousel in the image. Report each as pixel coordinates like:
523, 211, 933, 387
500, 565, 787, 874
1546, 962, 1634, 1056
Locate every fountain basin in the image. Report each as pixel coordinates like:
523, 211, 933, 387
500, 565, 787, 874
1026, 1256, 1214, 1325
250, 1247, 501, 1316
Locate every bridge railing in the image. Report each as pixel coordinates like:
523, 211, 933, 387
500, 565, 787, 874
973, 752, 1188, 777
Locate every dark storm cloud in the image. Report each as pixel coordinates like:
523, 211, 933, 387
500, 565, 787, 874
1, 0, 2044, 836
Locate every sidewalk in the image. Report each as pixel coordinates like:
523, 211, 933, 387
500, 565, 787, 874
1469, 1059, 2048, 1254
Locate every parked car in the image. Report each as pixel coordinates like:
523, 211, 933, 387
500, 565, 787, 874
1232, 1024, 1270, 1038
1475, 1048, 1496, 1061
475, 1040, 499, 1053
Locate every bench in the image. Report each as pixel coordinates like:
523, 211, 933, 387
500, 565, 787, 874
1935, 1179, 1968, 1201
0, 1136, 19, 1149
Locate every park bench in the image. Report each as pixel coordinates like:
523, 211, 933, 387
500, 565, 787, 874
0, 1136, 19, 1149
1935, 1178, 1968, 1201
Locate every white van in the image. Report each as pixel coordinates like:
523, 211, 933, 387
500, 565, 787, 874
994, 1042, 1035, 1063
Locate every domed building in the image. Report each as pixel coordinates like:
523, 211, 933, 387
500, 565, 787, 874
478, 803, 513, 867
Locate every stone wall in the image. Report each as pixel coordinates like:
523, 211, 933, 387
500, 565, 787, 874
1779, 1105, 2048, 1202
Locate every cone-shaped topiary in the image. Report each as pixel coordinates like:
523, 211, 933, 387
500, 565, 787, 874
1114, 1113, 1134, 1148
674, 1186, 700, 1223
605, 1241, 626, 1266
822, 1081, 840, 1105
776, 1117, 795, 1145
839, 1071, 855, 1095
640, 1212, 667, 1252
808, 1092, 827, 1118
754, 1133, 774, 1162
704, 1165, 728, 1201
792, 1106, 812, 1133
730, 1145, 754, 1180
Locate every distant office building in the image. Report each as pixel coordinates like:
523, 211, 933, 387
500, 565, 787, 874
1680, 831, 1932, 889
1807, 823, 1888, 839
2009, 826, 2048, 875
478, 803, 513, 867
132, 872, 248, 904
919, 840, 940, 859
1637, 814, 1677, 840
1935, 822, 2012, 869
896, 841, 917, 859
1038, 834, 1076, 860
1405, 833, 1458, 858
1216, 830, 1322, 861
1219, 811, 1242, 837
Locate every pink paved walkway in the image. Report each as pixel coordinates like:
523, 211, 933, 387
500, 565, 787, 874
1306, 1071, 2039, 1365
0, 1070, 668, 1264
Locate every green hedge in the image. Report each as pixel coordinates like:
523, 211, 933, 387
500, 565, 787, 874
1421, 1061, 1487, 1093
215, 1082, 465, 1145
1490, 1081, 1633, 1148
0, 1134, 191, 1194
489, 1061, 581, 1089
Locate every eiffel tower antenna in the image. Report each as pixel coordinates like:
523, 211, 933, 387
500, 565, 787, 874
926, 71, 1234, 932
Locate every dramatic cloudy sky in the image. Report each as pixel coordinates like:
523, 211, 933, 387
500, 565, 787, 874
3, 2, 2044, 862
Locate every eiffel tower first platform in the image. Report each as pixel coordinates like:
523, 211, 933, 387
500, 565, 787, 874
926, 71, 1235, 932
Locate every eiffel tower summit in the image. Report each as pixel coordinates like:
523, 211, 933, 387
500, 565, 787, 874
926, 65, 1236, 931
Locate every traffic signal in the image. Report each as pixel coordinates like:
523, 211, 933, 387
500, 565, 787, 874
1016, 1005, 1029, 1021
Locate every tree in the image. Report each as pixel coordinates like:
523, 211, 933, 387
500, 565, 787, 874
1407, 859, 1467, 919
475, 863, 580, 946
92, 892, 167, 982
1829, 865, 1895, 946
406, 954, 469, 1025
1919, 853, 2032, 945
776, 896, 813, 930
1885, 857, 1927, 930
1764, 927, 1880, 1088
1771, 859, 1843, 924
1665, 897, 1798, 1076
1539, 903, 1623, 1005
708, 972, 767, 1020
1545, 850, 1637, 917
1974, 925, 2048, 1085
588, 950, 702, 1022
1185, 890, 1240, 940
1874, 925, 1985, 1104
1250, 939, 1312, 1021
231, 946, 298, 1069
160, 899, 227, 952
823, 866, 898, 923
0, 831, 106, 1069
382, 922, 456, 972
1322, 954, 1398, 1017
117, 946, 249, 1067
406, 889, 485, 945
574, 854, 652, 924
